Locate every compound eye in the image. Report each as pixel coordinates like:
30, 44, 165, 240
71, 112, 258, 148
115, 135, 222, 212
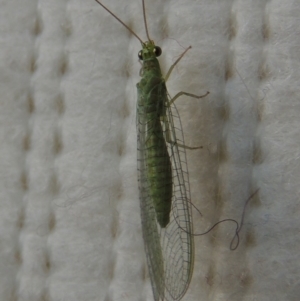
138, 51, 143, 60
154, 46, 162, 57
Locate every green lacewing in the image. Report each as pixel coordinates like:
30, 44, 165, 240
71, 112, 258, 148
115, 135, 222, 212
94, 1, 209, 300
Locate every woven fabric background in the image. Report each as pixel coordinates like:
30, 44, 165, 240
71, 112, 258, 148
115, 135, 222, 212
0, 0, 299, 301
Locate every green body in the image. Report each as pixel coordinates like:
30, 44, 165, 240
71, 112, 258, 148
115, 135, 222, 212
137, 49, 172, 228
136, 42, 171, 300
136, 41, 194, 301
94, 2, 196, 301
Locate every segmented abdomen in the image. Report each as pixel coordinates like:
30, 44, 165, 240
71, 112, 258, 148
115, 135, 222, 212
145, 118, 172, 227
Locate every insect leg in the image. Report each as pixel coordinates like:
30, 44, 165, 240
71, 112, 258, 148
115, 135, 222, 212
163, 114, 201, 150
165, 46, 192, 82
163, 91, 209, 149
163, 44, 209, 149
168, 91, 209, 106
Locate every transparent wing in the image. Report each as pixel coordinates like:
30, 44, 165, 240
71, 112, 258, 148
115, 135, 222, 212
137, 91, 165, 301
137, 84, 194, 301
162, 94, 195, 300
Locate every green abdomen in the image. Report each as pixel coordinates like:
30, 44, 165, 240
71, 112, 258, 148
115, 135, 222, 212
146, 120, 172, 228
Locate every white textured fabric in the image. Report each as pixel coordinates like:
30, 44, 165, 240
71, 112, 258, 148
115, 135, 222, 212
0, 0, 299, 301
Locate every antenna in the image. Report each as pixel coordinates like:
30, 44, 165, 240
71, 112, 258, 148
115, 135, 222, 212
94, 0, 144, 44
142, 0, 151, 41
